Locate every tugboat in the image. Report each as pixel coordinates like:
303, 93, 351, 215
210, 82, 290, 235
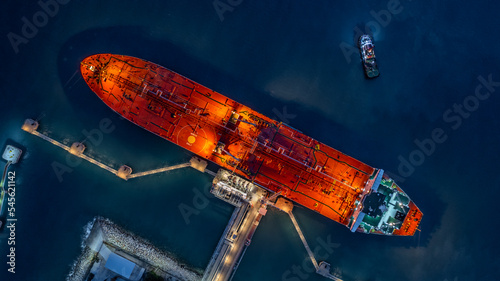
359, 35, 380, 78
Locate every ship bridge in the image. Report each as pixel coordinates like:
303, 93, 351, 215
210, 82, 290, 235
349, 172, 423, 235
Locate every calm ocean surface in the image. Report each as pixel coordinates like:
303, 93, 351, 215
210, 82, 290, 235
1, 1, 500, 280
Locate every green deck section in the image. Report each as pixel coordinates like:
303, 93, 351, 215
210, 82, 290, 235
359, 174, 413, 234
362, 214, 381, 227
380, 177, 394, 187
377, 184, 392, 197
396, 193, 410, 206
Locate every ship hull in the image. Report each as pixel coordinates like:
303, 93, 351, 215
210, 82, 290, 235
81, 54, 421, 236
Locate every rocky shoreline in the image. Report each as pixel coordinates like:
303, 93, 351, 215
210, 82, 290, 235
67, 217, 202, 281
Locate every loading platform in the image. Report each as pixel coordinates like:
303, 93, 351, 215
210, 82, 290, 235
127, 163, 192, 179
202, 170, 268, 281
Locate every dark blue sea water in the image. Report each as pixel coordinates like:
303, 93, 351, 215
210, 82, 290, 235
1, 1, 500, 280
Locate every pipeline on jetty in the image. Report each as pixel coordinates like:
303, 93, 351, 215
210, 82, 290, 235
127, 162, 191, 179
25, 114, 344, 280
288, 211, 343, 281
202, 170, 268, 281
288, 211, 319, 270
21, 118, 206, 180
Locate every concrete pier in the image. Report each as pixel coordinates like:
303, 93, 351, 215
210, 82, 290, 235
270, 197, 294, 213
202, 205, 245, 281
202, 201, 266, 281
190, 157, 208, 173
127, 163, 191, 179
67, 142, 120, 175
202, 170, 267, 281
21, 118, 39, 133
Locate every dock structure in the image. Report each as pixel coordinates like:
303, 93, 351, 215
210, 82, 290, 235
127, 163, 191, 179
317, 261, 343, 281
69, 142, 120, 175
288, 210, 343, 281
202, 169, 268, 281
202, 205, 245, 281
288, 211, 319, 270
21, 118, 201, 180
23, 118, 344, 280
272, 197, 294, 213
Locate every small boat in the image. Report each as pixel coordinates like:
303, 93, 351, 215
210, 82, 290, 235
359, 35, 380, 78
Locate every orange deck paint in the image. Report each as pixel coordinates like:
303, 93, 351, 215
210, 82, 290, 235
81, 54, 422, 236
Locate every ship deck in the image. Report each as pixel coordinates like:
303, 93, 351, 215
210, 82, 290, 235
81, 54, 420, 235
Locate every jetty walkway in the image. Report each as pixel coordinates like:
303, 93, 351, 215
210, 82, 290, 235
21, 119, 206, 180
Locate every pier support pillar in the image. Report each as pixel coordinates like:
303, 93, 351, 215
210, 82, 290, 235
190, 157, 207, 173
21, 119, 39, 133
117, 165, 133, 180
70, 142, 86, 155
317, 261, 343, 281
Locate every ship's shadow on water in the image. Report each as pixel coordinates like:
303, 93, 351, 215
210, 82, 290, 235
402, 178, 445, 247
57, 25, 294, 126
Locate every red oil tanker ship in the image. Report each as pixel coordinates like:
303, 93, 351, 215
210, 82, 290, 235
81, 54, 422, 236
